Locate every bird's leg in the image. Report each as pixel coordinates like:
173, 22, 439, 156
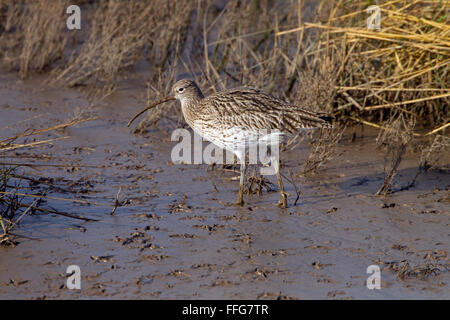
236, 159, 246, 206
271, 155, 287, 208
276, 170, 287, 209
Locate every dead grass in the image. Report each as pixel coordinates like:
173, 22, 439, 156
420, 134, 450, 172
0, 117, 99, 245
322, 1, 448, 127
292, 55, 344, 176
375, 113, 416, 195
0, 0, 448, 193
1, 0, 447, 122
301, 126, 345, 176
49, 0, 195, 99
0, 0, 68, 78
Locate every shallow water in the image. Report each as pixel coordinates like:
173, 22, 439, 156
0, 73, 448, 299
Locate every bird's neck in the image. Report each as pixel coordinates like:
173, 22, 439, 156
180, 95, 204, 123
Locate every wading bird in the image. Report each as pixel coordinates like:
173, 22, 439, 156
128, 79, 333, 208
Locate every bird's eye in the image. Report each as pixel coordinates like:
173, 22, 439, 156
178, 87, 185, 93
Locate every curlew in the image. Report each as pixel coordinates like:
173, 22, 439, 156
128, 79, 333, 208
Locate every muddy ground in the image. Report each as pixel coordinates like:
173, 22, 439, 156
0, 72, 448, 299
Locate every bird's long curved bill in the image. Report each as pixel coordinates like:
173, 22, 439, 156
127, 96, 176, 127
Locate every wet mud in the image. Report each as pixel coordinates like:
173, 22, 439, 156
0, 73, 448, 299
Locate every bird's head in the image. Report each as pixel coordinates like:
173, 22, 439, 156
127, 79, 204, 127
172, 79, 204, 102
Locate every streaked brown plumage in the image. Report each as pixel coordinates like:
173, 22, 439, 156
172, 79, 333, 208
174, 79, 332, 138
129, 79, 333, 208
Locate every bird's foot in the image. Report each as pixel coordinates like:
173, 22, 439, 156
275, 193, 288, 209
235, 190, 245, 207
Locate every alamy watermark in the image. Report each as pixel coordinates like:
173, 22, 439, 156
366, 265, 381, 290
66, 265, 81, 289
66, 4, 381, 31
66, 5, 81, 30
170, 128, 281, 176
367, 5, 381, 30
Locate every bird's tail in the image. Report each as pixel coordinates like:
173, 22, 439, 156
316, 114, 334, 128
319, 115, 334, 123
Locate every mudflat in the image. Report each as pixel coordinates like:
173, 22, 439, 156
0, 73, 448, 299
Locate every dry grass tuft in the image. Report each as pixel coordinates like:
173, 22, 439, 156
0, 117, 99, 245
301, 126, 344, 176
325, 1, 448, 127
295, 55, 340, 114
293, 55, 343, 176
0, 0, 68, 78
375, 113, 416, 195
48, 0, 195, 99
420, 135, 450, 173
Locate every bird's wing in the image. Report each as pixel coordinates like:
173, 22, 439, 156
203, 88, 332, 133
